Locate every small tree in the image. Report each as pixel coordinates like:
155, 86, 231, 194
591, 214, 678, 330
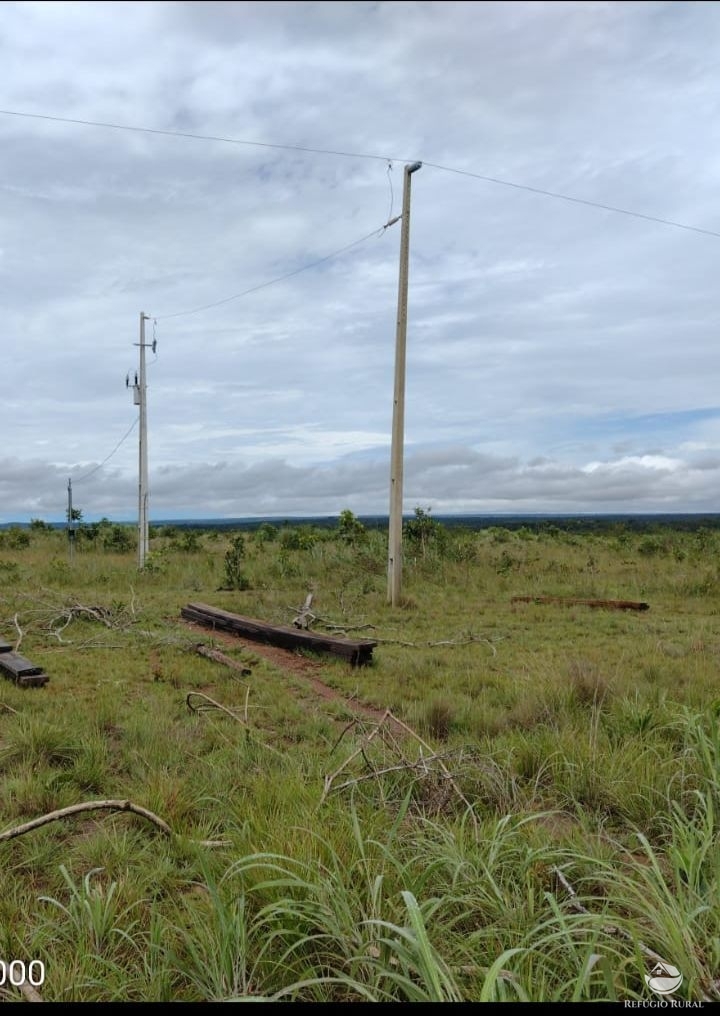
404, 506, 446, 560
224, 535, 250, 590
337, 509, 366, 544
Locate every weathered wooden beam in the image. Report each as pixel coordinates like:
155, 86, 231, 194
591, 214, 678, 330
0, 642, 12, 654
182, 602, 377, 666
0, 650, 49, 687
511, 595, 650, 612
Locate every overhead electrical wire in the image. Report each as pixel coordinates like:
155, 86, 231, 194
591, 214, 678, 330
420, 161, 720, 240
1, 106, 718, 239
0, 107, 393, 163
156, 218, 399, 321
72, 416, 138, 483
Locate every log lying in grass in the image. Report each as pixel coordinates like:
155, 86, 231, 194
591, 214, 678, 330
511, 595, 650, 612
193, 643, 252, 676
0, 647, 49, 687
182, 602, 377, 666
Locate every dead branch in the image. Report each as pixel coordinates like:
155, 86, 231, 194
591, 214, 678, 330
513, 595, 649, 612
0, 799, 228, 849
0, 702, 19, 715
321, 709, 391, 804
0, 957, 44, 1002
387, 711, 478, 828
193, 643, 252, 676
292, 592, 315, 630
551, 866, 713, 1001
186, 692, 283, 758
186, 691, 248, 723
12, 613, 23, 652
370, 633, 503, 653
321, 710, 478, 831
318, 621, 377, 634
331, 760, 464, 794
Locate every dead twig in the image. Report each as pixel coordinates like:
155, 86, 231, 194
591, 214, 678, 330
12, 613, 23, 652
0, 799, 229, 849
370, 633, 503, 653
186, 691, 248, 724
321, 709, 392, 804
186, 692, 283, 758
0, 702, 19, 715
551, 866, 713, 1001
388, 711, 478, 828
321, 710, 478, 831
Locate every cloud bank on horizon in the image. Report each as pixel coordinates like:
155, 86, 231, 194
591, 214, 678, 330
2, 0, 720, 521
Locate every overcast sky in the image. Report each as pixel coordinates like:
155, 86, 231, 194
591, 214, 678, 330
2, 0, 720, 522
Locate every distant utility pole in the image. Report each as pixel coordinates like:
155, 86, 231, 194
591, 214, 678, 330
130, 312, 153, 569
66, 477, 76, 561
387, 161, 422, 607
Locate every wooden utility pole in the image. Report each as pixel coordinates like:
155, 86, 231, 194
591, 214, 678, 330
387, 161, 422, 606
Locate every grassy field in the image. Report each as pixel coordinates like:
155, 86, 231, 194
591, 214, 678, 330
0, 517, 718, 1002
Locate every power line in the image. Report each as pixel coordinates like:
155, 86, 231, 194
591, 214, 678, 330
73, 416, 138, 483
0, 107, 394, 163
422, 162, 720, 240
157, 219, 397, 321
1, 106, 718, 239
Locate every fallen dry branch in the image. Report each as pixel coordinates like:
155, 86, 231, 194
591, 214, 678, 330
372, 633, 503, 654
0, 702, 19, 715
322, 710, 478, 830
12, 613, 23, 652
292, 592, 315, 630
551, 866, 713, 1001
193, 643, 252, 676
186, 691, 283, 757
186, 690, 248, 723
0, 957, 44, 1002
0, 799, 229, 849
512, 595, 650, 612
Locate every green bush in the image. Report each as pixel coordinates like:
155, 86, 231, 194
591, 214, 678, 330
224, 535, 250, 590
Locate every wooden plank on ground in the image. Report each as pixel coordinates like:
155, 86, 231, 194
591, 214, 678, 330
511, 595, 650, 611
182, 602, 377, 666
0, 650, 49, 687
0, 642, 12, 653
0, 654, 44, 678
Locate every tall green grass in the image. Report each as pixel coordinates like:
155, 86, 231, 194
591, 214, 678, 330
0, 522, 718, 1000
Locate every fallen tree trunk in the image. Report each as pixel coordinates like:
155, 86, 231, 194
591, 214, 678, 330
511, 595, 650, 611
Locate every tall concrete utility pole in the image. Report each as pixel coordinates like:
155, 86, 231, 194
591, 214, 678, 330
387, 161, 422, 606
134, 312, 151, 569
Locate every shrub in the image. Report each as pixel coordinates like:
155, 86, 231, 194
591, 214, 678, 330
101, 525, 134, 553
404, 507, 446, 559
337, 509, 366, 544
224, 535, 250, 590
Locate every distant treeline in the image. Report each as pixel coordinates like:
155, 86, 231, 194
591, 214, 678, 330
5, 512, 720, 535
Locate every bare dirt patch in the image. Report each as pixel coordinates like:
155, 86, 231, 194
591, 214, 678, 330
182, 620, 392, 725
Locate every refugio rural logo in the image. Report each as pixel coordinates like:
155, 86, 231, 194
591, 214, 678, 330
623, 962, 704, 1008
645, 964, 683, 996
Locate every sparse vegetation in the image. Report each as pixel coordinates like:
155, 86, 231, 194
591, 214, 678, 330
0, 519, 718, 1001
